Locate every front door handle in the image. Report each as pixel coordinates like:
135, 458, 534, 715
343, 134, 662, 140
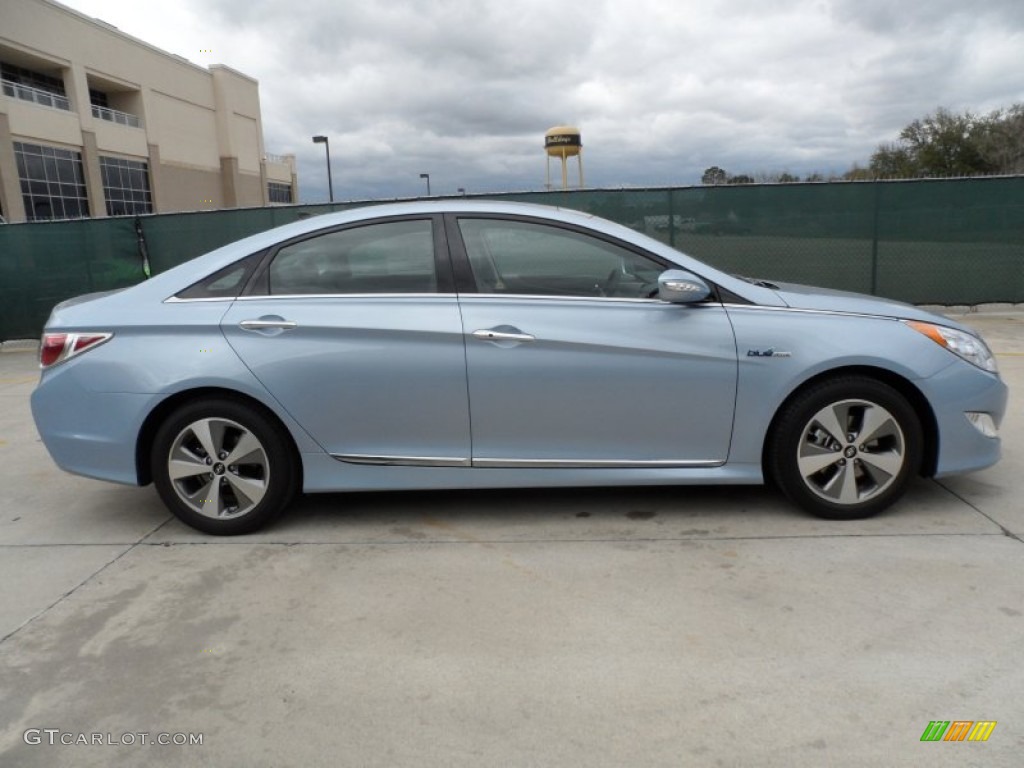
472, 329, 535, 343
239, 318, 298, 331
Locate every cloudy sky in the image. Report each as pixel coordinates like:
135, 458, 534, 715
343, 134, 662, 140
59, 0, 1024, 202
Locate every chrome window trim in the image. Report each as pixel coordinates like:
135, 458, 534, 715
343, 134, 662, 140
472, 458, 723, 468
166, 293, 724, 305
235, 293, 459, 301
167, 293, 460, 303
459, 293, 663, 304
334, 454, 471, 467
458, 293, 724, 306
163, 296, 236, 304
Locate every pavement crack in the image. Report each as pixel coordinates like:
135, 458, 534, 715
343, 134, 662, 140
0, 515, 173, 647
934, 479, 1023, 544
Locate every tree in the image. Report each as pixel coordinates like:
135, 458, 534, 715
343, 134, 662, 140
865, 106, 1007, 179
842, 164, 874, 181
976, 103, 1024, 174
727, 174, 754, 184
869, 142, 918, 178
701, 166, 727, 185
900, 107, 992, 176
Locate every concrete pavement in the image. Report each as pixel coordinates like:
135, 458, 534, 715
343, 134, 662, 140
1, 314, 1022, 767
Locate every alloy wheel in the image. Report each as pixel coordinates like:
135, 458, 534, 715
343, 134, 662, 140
796, 398, 906, 506
167, 417, 270, 519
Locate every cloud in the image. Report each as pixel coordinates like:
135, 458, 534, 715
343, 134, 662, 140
59, 0, 1024, 201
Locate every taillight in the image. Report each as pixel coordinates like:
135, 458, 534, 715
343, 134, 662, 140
39, 332, 113, 369
40, 334, 68, 367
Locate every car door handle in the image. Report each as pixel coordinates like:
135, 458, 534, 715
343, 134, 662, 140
471, 329, 535, 343
239, 319, 298, 331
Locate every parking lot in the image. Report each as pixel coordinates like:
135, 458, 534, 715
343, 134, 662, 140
1, 310, 1022, 767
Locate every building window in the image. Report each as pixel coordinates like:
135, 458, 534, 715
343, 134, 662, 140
14, 142, 90, 220
1, 62, 70, 111
1, 62, 65, 94
99, 156, 152, 216
268, 182, 293, 204
89, 88, 142, 128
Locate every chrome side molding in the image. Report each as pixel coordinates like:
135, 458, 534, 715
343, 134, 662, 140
334, 454, 471, 467
333, 454, 722, 469
472, 457, 723, 469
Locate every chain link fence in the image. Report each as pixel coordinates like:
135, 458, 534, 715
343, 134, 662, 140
2, 177, 1022, 341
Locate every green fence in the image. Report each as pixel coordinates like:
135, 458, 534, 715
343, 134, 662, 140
2, 177, 1022, 341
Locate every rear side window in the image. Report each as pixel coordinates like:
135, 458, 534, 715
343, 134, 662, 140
175, 251, 264, 300
268, 219, 436, 295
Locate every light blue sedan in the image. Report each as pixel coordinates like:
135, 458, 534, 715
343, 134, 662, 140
31, 201, 1007, 534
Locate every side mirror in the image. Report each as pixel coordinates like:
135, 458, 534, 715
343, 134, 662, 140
657, 269, 711, 304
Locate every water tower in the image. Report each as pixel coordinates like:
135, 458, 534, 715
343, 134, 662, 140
545, 125, 584, 190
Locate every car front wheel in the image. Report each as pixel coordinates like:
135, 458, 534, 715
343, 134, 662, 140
152, 398, 297, 534
769, 377, 923, 520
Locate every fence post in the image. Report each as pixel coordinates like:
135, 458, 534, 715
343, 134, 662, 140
870, 181, 880, 295
667, 188, 676, 247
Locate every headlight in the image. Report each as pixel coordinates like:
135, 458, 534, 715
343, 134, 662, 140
905, 321, 998, 373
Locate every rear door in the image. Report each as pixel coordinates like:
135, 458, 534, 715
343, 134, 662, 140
221, 216, 471, 464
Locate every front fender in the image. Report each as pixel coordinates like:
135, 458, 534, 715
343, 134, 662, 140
724, 307, 956, 466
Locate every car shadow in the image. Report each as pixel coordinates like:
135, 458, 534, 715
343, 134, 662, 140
272, 484, 802, 537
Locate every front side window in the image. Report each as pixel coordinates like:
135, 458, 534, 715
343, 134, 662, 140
457, 218, 664, 298
268, 219, 436, 295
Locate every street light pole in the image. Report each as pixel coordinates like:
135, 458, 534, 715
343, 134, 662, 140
419, 173, 431, 196
312, 135, 334, 203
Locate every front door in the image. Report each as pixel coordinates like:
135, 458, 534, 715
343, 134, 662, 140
451, 216, 738, 466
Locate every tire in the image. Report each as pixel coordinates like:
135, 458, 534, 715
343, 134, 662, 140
151, 398, 297, 535
768, 376, 923, 520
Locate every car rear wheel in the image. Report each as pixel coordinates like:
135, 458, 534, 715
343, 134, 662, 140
152, 398, 297, 534
768, 376, 923, 520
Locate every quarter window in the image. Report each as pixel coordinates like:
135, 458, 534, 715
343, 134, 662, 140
175, 252, 264, 300
268, 220, 437, 295
457, 218, 664, 298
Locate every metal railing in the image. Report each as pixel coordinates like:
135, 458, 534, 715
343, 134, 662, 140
1, 79, 71, 111
91, 104, 142, 128
263, 153, 291, 165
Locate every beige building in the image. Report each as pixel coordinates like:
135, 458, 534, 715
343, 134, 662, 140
0, 0, 297, 223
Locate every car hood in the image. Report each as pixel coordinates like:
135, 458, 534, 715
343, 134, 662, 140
767, 281, 969, 330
